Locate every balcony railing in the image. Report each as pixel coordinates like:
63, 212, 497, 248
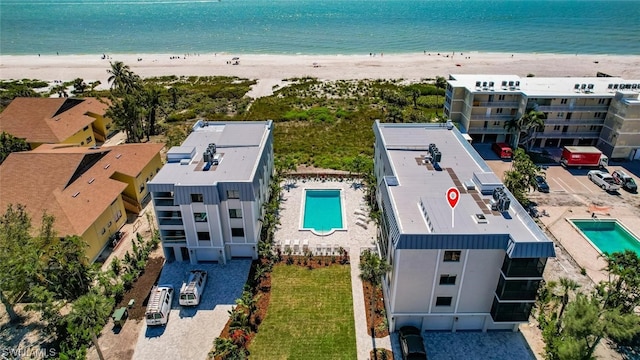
158, 218, 184, 226
544, 118, 604, 125
468, 127, 508, 134
536, 105, 609, 112
472, 101, 520, 108
154, 199, 175, 206
539, 131, 601, 138
470, 114, 513, 120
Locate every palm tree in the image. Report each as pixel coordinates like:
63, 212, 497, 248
359, 249, 391, 337
168, 87, 179, 109
66, 292, 114, 360
504, 108, 546, 150
105, 95, 143, 143
143, 86, 162, 140
107, 61, 140, 95
554, 277, 581, 331
385, 106, 403, 123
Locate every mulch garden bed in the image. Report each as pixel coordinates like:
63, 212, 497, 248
115, 256, 165, 320
362, 281, 389, 337
370, 348, 393, 360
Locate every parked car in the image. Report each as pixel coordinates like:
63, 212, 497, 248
398, 326, 427, 360
534, 175, 550, 193
587, 170, 621, 192
611, 170, 638, 193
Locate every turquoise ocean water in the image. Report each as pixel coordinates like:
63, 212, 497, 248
1, 0, 640, 55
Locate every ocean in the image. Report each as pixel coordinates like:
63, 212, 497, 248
1, 0, 639, 55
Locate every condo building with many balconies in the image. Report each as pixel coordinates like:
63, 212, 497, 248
148, 120, 274, 264
373, 121, 555, 332
444, 75, 640, 160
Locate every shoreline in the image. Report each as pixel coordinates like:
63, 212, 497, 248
2, 52, 640, 94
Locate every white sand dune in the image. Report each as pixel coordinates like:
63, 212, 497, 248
2, 52, 640, 98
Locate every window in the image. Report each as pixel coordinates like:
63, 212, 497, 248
439, 275, 457, 285
101, 227, 106, 235
229, 209, 242, 219
227, 190, 240, 199
493, 121, 500, 126
139, 184, 145, 193
197, 231, 210, 241
231, 228, 244, 237
557, 112, 564, 118
443, 251, 461, 262
436, 297, 452, 306
83, 126, 89, 131
560, 99, 568, 104
554, 125, 561, 131
498, 95, 505, 100
191, 193, 204, 202
86, 136, 92, 143
598, 98, 607, 104
80, 141, 84, 145
590, 125, 599, 131
108, 221, 112, 227
114, 210, 122, 222
194, 212, 207, 222
496, 108, 503, 114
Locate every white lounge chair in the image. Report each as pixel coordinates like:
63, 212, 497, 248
355, 220, 368, 229
293, 239, 300, 254
302, 239, 309, 252
354, 209, 366, 216
284, 239, 291, 252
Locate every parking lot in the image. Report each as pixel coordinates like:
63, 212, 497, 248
132, 260, 251, 360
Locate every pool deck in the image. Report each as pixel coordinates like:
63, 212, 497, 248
537, 206, 640, 285
275, 178, 386, 359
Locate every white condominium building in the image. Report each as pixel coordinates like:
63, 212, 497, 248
373, 121, 555, 332
444, 75, 640, 160
148, 120, 274, 264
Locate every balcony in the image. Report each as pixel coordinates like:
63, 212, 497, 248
158, 218, 184, 226
470, 114, 513, 121
540, 131, 601, 139
544, 118, 604, 126
468, 127, 508, 134
154, 199, 176, 207
472, 101, 519, 108
536, 105, 609, 112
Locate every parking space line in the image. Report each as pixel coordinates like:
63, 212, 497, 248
551, 178, 568, 193
576, 178, 595, 193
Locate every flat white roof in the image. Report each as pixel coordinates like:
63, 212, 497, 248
377, 122, 551, 245
448, 74, 640, 97
150, 121, 271, 185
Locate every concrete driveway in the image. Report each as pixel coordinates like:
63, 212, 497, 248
133, 260, 251, 360
391, 330, 535, 360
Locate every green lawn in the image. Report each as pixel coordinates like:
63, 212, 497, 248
249, 264, 357, 359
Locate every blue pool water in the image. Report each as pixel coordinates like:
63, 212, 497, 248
303, 190, 343, 234
571, 219, 640, 256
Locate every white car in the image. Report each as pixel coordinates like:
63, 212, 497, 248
587, 170, 621, 191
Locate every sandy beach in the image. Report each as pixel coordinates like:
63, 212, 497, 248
2, 52, 640, 97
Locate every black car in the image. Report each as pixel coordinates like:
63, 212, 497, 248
534, 175, 550, 193
399, 326, 427, 360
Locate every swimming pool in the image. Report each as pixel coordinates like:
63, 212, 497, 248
570, 219, 640, 255
301, 189, 346, 235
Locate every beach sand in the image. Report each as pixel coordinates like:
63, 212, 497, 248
2, 52, 640, 97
